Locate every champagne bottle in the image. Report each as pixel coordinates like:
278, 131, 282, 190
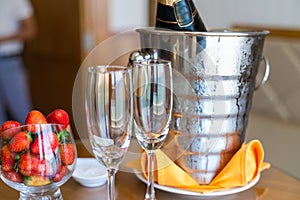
155, 0, 207, 31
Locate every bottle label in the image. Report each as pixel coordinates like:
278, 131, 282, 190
157, 0, 196, 28
173, 0, 194, 27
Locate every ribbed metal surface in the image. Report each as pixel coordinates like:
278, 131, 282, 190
137, 28, 269, 184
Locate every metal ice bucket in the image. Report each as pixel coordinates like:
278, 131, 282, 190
135, 28, 270, 184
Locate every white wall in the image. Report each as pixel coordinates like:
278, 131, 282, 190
108, 0, 149, 32
195, 0, 300, 29
246, 113, 300, 180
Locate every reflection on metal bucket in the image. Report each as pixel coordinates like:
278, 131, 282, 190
136, 28, 270, 184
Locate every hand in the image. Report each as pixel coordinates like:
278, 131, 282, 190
0, 15, 36, 44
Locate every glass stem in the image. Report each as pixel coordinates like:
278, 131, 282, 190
145, 150, 156, 200
107, 168, 117, 200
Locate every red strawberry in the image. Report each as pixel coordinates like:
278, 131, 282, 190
18, 153, 47, 176
7, 131, 32, 153
1, 145, 16, 171
1, 120, 22, 140
46, 109, 70, 130
2, 170, 23, 183
25, 110, 47, 133
31, 132, 59, 154
52, 164, 68, 182
60, 143, 76, 165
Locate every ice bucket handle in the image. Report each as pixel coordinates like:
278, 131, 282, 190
255, 56, 270, 90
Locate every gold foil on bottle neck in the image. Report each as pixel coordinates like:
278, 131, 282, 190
157, 0, 180, 6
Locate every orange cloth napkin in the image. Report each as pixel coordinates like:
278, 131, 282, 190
127, 140, 270, 193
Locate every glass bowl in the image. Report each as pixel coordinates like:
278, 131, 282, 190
0, 124, 77, 200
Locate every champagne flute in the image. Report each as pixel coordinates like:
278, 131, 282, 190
133, 59, 173, 200
85, 66, 133, 200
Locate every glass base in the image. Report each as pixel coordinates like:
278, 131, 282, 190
19, 187, 63, 200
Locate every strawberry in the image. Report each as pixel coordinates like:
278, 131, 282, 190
24, 176, 50, 186
2, 170, 23, 183
1, 120, 22, 140
46, 109, 70, 130
18, 153, 46, 176
1, 145, 16, 171
7, 131, 32, 153
52, 164, 68, 182
31, 132, 59, 154
60, 143, 76, 165
25, 110, 47, 133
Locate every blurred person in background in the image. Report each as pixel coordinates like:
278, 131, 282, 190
0, 0, 36, 124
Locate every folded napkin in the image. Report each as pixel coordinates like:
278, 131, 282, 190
128, 140, 270, 194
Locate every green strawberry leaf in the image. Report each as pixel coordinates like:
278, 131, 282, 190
14, 154, 20, 160
30, 132, 38, 141
57, 129, 70, 143
13, 154, 21, 172
23, 176, 32, 186
3, 138, 10, 145
26, 133, 33, 143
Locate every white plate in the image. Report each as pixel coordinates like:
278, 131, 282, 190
72, 158, 107, 187
133, 169, 260, 197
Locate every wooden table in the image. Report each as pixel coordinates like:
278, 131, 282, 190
1, 143, 300, 200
